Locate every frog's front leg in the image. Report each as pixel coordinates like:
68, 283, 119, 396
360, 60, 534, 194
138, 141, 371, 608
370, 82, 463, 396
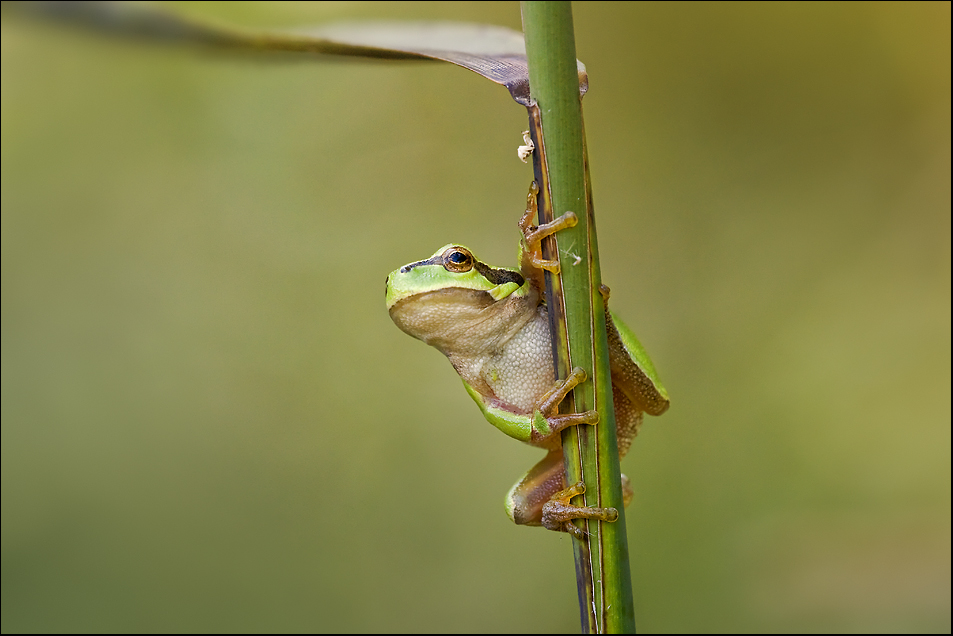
465, 366, 597, 444
528, 367, 599, 446
519, 180, 579, 274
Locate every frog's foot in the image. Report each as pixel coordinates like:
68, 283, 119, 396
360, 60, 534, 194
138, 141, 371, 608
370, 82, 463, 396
542, 482, 619, 539
529, 367, 598, 446
519, 180, 578, 273
506, 453, 628, 533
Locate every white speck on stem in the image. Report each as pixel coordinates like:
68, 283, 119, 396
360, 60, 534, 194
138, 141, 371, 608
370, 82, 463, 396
517, 130, 535, 163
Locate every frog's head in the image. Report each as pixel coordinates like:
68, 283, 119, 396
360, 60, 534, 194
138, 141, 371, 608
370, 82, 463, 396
385, 244, 530, 352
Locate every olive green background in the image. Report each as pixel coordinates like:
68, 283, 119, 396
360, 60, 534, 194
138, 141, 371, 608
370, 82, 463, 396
2, 2, 949, 632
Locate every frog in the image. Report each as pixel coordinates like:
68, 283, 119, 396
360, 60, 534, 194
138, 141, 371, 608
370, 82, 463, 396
385, 181, 669, 537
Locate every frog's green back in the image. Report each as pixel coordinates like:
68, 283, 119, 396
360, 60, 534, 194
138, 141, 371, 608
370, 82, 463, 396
608, 309, 670, 413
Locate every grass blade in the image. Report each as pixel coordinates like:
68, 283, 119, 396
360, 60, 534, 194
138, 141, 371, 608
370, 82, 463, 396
520, 2, 635, 632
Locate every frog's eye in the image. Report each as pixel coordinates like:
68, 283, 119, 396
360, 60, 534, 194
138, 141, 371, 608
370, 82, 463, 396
443, 247, 475, 273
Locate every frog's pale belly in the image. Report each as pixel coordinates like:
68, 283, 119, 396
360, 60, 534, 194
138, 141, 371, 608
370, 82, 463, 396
481, 308, 554, 413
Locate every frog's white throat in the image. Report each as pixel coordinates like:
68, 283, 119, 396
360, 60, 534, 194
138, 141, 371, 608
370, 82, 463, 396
388, 286, 539, 358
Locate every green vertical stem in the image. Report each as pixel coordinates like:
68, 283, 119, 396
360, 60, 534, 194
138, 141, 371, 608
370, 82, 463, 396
521, 2, 635, 633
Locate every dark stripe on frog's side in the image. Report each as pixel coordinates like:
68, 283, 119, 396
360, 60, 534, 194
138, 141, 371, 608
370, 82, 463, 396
473, 260, 524, 287
399, 254, 442, 273
400, 250, 525, 288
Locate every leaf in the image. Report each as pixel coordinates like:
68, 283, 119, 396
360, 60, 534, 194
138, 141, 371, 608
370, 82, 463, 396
8, 1, 588, 105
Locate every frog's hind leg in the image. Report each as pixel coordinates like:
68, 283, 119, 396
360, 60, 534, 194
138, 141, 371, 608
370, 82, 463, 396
506, 451, 624, 539
612, 382, 640, 508
505, 450, 565, 527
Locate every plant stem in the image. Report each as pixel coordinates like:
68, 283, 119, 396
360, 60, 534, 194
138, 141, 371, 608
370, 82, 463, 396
520, 2, 635, 633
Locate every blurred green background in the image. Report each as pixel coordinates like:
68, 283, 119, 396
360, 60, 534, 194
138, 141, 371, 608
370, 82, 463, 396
2, 1, 949, 632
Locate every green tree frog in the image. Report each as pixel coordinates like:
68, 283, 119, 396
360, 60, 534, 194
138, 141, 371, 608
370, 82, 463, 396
385, 182, 669, 537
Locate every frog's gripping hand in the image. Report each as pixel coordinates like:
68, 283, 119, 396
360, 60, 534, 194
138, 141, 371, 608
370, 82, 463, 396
528, 367, 598, 446
519, 180, 579, 275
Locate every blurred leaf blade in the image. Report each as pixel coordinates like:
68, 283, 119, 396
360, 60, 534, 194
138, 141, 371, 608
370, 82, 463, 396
8, 0, 590, 104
